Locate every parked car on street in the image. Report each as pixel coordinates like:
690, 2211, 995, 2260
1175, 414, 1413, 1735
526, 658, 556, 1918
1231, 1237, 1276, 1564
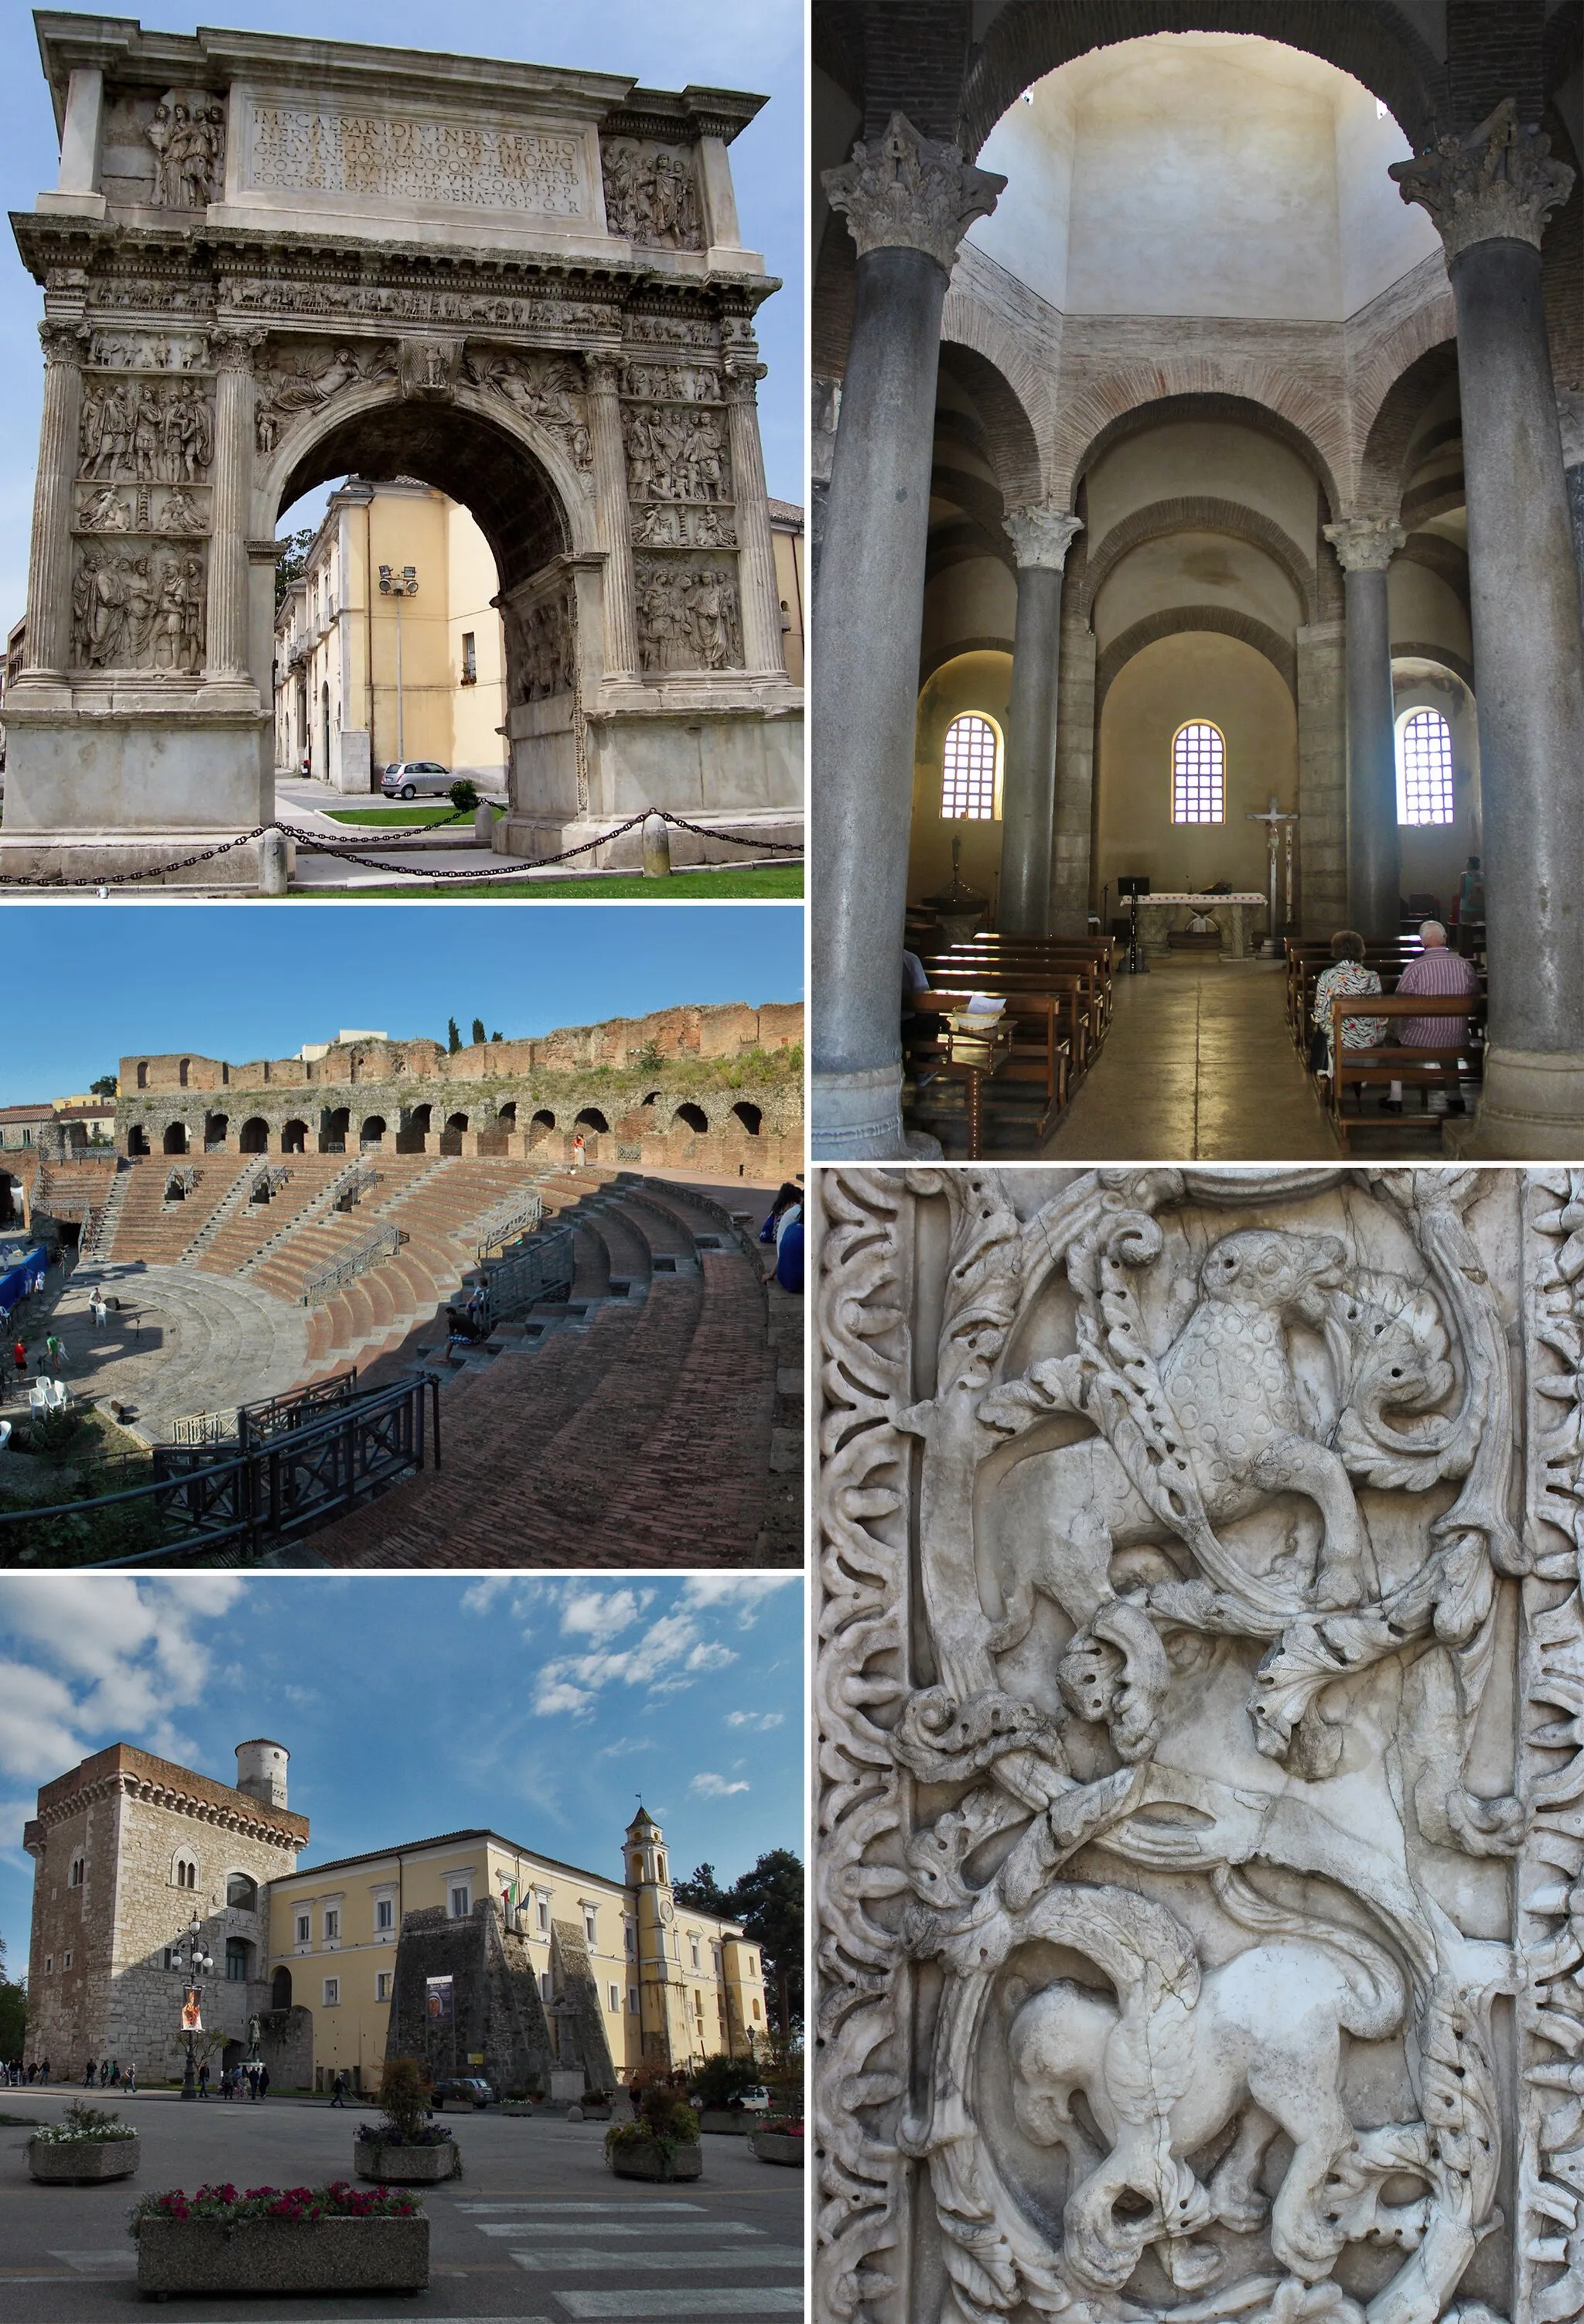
432, 2075, 494, 2109
381, 760, 452, 798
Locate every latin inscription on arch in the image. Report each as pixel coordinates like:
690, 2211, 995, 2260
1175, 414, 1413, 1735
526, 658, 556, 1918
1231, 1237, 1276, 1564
245, 104, 588, 217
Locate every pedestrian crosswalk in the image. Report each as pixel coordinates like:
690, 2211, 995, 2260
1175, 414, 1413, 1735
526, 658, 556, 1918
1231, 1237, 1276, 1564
452, 2197, 804, 2319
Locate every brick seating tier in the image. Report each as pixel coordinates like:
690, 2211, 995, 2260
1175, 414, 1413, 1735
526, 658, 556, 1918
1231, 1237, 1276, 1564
195, 1154, 370, 1277
108, 1155, 249, 1267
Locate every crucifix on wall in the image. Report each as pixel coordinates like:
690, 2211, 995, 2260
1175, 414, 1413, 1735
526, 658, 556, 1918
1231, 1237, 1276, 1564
1246, 794, 1299, 949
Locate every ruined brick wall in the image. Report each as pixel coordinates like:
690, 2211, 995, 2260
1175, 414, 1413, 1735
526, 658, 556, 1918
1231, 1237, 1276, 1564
549, 1919, 618, 2093
384, 1901, 555, 2097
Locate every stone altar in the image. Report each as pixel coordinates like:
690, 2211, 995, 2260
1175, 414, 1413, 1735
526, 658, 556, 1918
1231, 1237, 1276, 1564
2, 15, 801, 885
815, 1165, 1584, 2324
1135, 892, 1268, 960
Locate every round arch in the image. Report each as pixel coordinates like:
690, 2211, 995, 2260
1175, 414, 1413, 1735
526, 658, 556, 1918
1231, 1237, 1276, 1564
239, 1118, 269, 1154
1065, 388, 1343, 521
281, 1119, 308, 1154
1095, 607, 1298, 713
1077, 494, 1318, 622
1356, 340, 1461, 512
162, 1122, 189, 1156
575, 1107, 609, 1133
959, 2, 1447, 159
674, 1102, 709, 1133
936, 333, 1047, 506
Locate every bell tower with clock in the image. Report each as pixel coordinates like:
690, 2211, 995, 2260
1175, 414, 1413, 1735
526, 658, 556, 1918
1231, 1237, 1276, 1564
624, 1804, 693, 2067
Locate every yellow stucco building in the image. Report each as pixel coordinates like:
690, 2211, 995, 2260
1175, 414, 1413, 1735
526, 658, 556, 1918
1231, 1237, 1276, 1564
265, 1806, 767, 2093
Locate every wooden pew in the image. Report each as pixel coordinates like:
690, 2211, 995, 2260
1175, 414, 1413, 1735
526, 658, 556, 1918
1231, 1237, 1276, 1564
919, 958, 1094, 1078
1326, 991, 1485, 1153
935, 942, 1112, 1049
1286, 941, 1425, 1054
908, 986, 1070, 1147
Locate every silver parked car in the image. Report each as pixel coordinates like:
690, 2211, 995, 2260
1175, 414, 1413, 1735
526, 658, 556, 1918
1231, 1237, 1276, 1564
381, 760, 452, 799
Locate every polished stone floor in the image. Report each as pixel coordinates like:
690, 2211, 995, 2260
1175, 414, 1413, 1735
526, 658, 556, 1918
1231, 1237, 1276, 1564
1038, 955, 1447, 1161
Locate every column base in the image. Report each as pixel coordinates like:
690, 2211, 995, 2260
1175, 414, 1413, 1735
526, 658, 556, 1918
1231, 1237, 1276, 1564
1448, 1046, 1584, 1158
0, 832, 292, 891
812, 1065, 910, 1161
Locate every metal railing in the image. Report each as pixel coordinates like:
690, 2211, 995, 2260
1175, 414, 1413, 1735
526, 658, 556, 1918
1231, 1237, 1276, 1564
0, 1371, 439, 1567
474, 1190, 542, 1259
299, 1224, 401, 1305
481, 1225, 577, 1318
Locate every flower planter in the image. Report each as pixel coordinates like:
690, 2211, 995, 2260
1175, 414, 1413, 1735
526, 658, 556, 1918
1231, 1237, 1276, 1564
500, 2100, 537, 2117
135, 2215, 428, 2298
607, 2138, 703, 2183
698, 2107, 750, 2135
29, 2132, 138, 2183
354, 2140, 457, 2184
749, 2131, 805, 2167
568, 2101, 613, 2122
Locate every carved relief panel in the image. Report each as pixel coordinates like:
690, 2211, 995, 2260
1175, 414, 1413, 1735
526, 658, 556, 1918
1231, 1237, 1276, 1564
463, 350, 593, 479
504, 583, 575, 706
71, 544, 207, 674
253, 339, 399, 453
78, 375, 213, 485
634, 555, 742, 673
816, 1167, 1584, 2324
600, 139, 703, 248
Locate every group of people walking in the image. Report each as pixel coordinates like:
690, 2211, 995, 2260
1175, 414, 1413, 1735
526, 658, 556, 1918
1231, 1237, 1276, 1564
80, 2056, 134, 2090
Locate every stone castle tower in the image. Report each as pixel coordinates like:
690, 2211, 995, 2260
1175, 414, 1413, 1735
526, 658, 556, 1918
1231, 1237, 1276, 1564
624, 1803, 695, 2067
24, 1740, 306, 2080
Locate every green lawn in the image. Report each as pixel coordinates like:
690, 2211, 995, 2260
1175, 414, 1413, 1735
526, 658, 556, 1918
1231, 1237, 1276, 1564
321, 805, 504, 827
288, 863, 804, 900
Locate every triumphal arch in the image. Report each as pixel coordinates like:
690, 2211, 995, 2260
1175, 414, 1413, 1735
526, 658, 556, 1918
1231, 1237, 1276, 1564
2, 13, 801, 883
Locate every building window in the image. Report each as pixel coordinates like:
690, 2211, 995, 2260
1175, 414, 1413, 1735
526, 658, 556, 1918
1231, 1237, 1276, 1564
323, 1977, 340, 2007
450, 1885, 471, 1920
226, 1939, 249, 1982
540, 1971, 551, 2001
629, 1987, 639, 2013
609, 1983, 620, 2011
226, 1873, 258, 1909
323, 1908, 340, 1943
583, 1906, 598, 1948
173, 1850, 198, 1890
375, 1899, 394, 1932
63, 1950, 73, 1970
940, 713, 1000, 820
536, 1893, 550, 1935
752, 1998, 761, 2022
461, 631, 477, 684
624, 1922, 635, 1959
1172, 723, 1226, 823
1398, 709, 1455, 825
688, 1934, 701, 1973
45, 1955, 53, 1974
295, 1913, 310, 1946
70, 1852, 84, 1888
376, 1971, 392, 2002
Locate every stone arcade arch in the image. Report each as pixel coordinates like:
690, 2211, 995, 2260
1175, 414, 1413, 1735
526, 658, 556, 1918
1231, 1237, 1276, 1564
2, 15, 801, 887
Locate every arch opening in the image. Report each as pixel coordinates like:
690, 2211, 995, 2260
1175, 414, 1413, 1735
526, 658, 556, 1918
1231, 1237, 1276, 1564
162, 1122, 188, 1156
239, 1118, 269, 1154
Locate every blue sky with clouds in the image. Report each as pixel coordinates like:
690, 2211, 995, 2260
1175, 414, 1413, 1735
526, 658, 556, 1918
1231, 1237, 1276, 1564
0, 0, 804, 617
0, 1573, 804, 1980
0, 901, 804, 1106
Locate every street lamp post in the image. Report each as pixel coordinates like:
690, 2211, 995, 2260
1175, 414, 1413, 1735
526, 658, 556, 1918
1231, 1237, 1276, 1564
168, 1909, 214, 2100
377, 564, 418, 764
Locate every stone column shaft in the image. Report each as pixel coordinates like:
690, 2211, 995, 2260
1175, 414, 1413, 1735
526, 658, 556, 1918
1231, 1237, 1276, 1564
724, 365, 787, 675
1050, 614, 1096, 938
22, 325, 84, 680
999, 507, 1081, 938
1296, 618, 1348, 938
811, 114, 1004, 1160
1326, 518, 1405, 942
1394, 100, 1584, 1149
204, 337, 255, 685
585, 357, 640, 682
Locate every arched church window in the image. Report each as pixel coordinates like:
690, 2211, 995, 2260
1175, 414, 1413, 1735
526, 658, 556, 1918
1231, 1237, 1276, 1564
940, 714, 1000, 819
1396, 709, 1455, 825
1172, 723, 1225, 823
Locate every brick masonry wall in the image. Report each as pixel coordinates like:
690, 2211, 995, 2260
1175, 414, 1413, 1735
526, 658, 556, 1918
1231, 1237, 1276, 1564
549, 1919, 619, 2091
385, 1902, 557, 2097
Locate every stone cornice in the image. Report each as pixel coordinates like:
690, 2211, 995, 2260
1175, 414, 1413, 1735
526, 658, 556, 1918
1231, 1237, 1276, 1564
33, 1743, 308, 1848
824, 113, 1004, 275
32, 1770, 304, 1854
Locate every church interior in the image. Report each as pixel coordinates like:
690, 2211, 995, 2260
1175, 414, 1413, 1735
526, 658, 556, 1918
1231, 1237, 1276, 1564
811, 0, 1584, 1163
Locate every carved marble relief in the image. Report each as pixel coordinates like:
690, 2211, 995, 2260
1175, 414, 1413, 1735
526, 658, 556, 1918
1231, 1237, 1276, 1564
504, 585, 575, 705
88, 332, 210, 371
600, 139, 703, 248
463, 350, 593, 473
74, 483, 209, 537
623, 402, 732, 504
623, 311, 719, 349
78, 376, 213, 484
146, 88, 226, 209
248, 105, 585, 215
254, 340, 399, 451
815, 1166, 1584, 2324
71, 545, 205, 673
635, 556, 742, 672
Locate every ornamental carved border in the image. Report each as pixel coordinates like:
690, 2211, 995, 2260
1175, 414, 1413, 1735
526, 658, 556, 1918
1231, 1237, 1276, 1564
817, 1167, 1584, 2324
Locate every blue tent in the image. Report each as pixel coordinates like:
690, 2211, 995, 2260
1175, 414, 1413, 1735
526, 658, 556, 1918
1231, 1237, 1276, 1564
0, 1248, 47, 1309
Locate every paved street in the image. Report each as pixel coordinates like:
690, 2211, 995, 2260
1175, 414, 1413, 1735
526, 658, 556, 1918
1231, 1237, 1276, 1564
0, 2089, 805, 2320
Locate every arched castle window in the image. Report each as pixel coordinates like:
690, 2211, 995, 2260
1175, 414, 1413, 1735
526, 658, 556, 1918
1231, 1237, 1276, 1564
226, 1938, 251, 1981
940, 713, 1000, 820
135, 1061, 148, 1090
226, 1872, 258, 1910
69, 1851, 85, 1888
1396, 709, 1455, 825
172, 1847, 199, 1891
1172, 723, 1226, 823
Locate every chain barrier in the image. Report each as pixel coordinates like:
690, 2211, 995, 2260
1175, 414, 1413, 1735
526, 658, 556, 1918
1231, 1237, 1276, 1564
0, 806, 802, 890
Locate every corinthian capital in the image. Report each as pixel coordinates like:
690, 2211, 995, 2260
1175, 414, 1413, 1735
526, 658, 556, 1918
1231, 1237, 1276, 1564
822, 113, 1005, 274
1003, 505, 1081, 571
1390, 97, 1575, 261
38, 320, 87, 367
1324, 514, 1407, 572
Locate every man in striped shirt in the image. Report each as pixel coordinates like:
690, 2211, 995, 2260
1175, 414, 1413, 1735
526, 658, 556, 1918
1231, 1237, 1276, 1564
1386, 920, 1480, 1112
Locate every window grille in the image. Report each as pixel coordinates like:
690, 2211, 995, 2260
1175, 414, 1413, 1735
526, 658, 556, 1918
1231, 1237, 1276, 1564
941, 713, 999, 819
1397, 709, 1455, 825
1172, 723, 1226, 823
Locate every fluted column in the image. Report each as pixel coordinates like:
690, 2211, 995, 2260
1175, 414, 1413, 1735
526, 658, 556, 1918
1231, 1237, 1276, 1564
811, 114, 1004, 1160
1393, 101, 1584, 1153
203, 331, 258, 687
999, 506, 1081, 935
1324, 515, 1405, 942
22, 323, 86, 681
584, 354, 640, 684
723, 359, 787, 676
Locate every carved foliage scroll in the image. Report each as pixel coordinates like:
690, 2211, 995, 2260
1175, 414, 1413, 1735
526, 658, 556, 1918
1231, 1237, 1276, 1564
817, 1167, 1552, 2324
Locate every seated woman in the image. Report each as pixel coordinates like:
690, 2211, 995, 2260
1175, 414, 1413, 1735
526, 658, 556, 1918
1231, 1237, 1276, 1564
1311, 930, 1385, 1089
